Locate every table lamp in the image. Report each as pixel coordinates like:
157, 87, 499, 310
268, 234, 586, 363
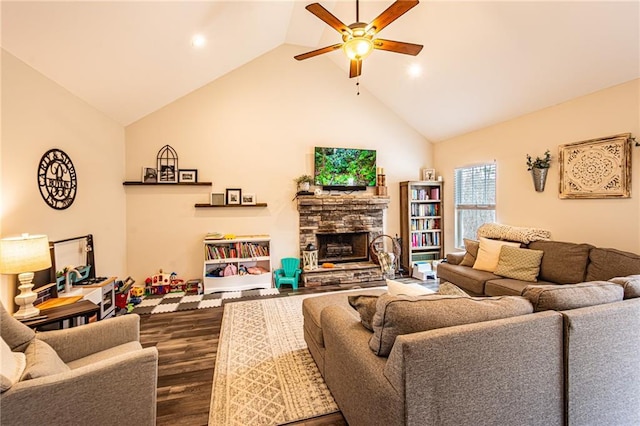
0, 234, 51, 319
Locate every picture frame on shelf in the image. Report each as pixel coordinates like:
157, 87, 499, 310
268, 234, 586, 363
421, 168, 436, 181
158, 165, 177, 183
178, 169, 198, 183
241, 193, 256, 205
142, 167, 157, 183
210, 193, 225, 206
225, 188, 242, 205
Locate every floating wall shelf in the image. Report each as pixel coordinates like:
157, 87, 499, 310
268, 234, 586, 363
194, 203, 268, 208
123, 181, 212, 186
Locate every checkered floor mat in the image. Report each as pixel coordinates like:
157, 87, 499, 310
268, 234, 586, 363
130, 288, 282, 315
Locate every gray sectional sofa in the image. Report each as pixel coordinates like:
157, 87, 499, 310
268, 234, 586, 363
302, 283, 640, 426
438, 239, 640, 296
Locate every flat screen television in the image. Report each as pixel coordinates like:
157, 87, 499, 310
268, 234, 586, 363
314, 147, 377, 191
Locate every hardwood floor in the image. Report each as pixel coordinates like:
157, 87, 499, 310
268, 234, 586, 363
139, 279, 438, 425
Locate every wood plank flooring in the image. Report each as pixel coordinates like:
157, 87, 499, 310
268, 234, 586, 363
139, 279, 438, 425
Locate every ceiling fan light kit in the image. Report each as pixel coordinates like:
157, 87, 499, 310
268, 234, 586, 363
295, 0, 423, 78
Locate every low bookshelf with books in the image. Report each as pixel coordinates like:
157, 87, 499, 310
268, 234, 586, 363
400, 181, 444, 274
203, 235, 272, 293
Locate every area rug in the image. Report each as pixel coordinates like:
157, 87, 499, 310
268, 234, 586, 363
209, 294, 343, 426
131, 288, 282, 315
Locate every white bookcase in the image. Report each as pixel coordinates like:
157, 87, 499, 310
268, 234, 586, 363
203, 235, 272, 293
400, 181, 444, 274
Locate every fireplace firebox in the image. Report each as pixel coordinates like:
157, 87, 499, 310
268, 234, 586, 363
316, 232, 369, 263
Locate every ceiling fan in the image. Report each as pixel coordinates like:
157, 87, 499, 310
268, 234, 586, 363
294, 0, 423, 78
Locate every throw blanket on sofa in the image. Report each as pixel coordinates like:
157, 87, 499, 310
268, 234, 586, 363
477, 223, 551, 244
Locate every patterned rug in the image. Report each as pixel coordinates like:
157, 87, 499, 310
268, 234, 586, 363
209, 294, 343, 425
131, 288, 282, 315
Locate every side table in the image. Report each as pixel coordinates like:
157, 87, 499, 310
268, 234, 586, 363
20, 300, 100, 330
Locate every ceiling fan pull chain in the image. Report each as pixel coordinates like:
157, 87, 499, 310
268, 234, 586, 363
356, 78, 360, 96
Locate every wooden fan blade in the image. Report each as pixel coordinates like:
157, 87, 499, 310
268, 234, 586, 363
294, 43, 343, 61
306, 3, 350, 35
373, 38, 423, 55
366, 0, 419, 34
349, 59, 362, 78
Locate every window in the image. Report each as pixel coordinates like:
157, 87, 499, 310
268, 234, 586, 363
454, 163, 496, 249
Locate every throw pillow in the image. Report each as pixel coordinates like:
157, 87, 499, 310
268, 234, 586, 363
386, 278, 434, 296
472, 237, 521, 272
0, 337, 26, 392
369, 293, 533, 357
459, 239, 480, 267
608, 275, 640, 299
437, 282, 470, 297
348, 295, 379, 331
494, 246, 544, 282
522, 282, 624, 312
21, 339, 70, 381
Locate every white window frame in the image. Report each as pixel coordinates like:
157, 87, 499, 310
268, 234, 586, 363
454, 163, 497, 249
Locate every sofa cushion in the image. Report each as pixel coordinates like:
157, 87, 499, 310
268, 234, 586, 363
436, 262, 499, 296
459, 239, 479, 267
494, 246, 544, 282
609, 275, 640, 299
586, 248, 640, 282
473, 238, 521, 272
485, 279, 533, 296
21, 339, 70, 380
0, 337, 26, 392
522, 282, 623, 312
437, 282, 470, 297
348, 295, 379, 331
369, 294, 533, 357
528, 240, 593, 284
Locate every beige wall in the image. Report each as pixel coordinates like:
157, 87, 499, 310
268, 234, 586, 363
125, 44, 431, 283
0, 50, 127, 309
434, 79, 640, 254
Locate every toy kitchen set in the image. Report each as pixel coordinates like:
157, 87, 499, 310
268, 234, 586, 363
35, 234, 117, 320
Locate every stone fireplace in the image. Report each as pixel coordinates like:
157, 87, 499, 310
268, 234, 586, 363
297, 194, 390, 286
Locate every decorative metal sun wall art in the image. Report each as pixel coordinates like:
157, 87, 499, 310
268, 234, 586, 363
157, 145, 178, 183
559, 133, 632, 199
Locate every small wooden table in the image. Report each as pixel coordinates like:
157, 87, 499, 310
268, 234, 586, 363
21, 300, 100, 330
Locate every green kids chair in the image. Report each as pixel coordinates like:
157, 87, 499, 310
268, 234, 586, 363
274, 257, 301, 290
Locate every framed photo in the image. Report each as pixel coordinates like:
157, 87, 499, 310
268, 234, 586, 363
225, 188, 242, 205
142, 167, 157, 183
210, 193, 225, 206
178, 169, 198, 183
559, 133, 632, 199
158, 165, 177, 183
421, 168, 436, 181
242, 193, 256, 205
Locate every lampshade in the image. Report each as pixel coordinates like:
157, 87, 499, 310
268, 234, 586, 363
0, 234, 51, 274
343, 37, 373, 60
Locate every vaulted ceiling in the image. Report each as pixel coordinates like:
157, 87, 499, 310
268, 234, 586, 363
2, 1, 639, 142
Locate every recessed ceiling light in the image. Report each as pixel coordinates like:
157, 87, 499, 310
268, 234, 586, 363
191, 34, 206, 48
407, 63, 422, 78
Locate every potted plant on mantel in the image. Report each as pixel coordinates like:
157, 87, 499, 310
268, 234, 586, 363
295, 175, 314, 192
526, 150, 552, 192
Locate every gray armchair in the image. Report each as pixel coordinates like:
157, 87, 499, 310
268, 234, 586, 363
0, 302, 158, 426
